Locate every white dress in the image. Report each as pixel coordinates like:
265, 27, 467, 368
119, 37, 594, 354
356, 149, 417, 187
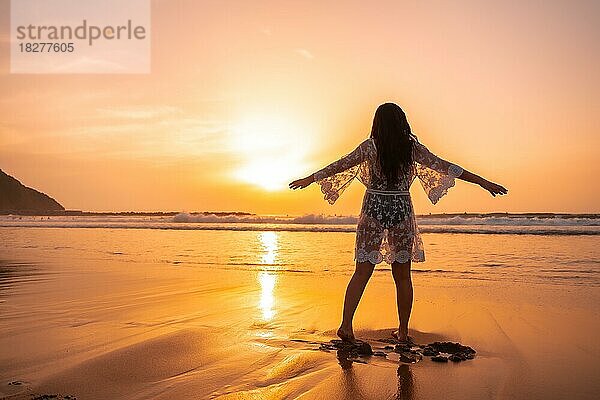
312, 137, 463, 265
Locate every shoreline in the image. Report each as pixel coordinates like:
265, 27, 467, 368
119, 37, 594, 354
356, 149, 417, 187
1, 210, 598, 219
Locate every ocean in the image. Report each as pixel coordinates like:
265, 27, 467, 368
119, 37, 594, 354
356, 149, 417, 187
1, 213, 598, 288
1, 212, 599, 234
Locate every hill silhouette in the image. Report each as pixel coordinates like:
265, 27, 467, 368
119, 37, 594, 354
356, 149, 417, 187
0, 169, 64, 212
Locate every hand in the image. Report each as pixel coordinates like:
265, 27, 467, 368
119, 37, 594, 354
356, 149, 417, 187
289, 175, 314, 190
481, 180, 508, 197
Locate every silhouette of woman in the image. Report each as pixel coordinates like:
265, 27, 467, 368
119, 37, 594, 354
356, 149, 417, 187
289, 103, 507, 343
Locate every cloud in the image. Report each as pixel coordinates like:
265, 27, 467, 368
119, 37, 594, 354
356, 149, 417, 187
48, 56, 132, 74
63, 115, 232, 159
96, 105, 182, 119
294, 48, 315, 60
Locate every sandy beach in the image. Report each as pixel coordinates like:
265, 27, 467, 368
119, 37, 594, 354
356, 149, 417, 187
1, 226, 598, 399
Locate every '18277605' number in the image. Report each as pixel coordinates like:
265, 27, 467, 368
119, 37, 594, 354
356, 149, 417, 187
19, 42, 74, 52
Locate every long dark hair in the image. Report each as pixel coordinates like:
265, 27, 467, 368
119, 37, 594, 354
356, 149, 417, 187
370, 103, 416, 184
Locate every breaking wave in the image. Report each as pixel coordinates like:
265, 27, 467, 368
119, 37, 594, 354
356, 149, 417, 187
1, 213, 598, 235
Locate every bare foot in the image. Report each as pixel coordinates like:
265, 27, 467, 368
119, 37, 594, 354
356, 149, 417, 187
392, 329, 413, 344
337, 326, 355, 342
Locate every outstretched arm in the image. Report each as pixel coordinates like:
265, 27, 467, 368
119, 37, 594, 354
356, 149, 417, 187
289, 174, 314, 190
414, 140, 507, 202
289, 139, 367, 190
457, 169, 507, 197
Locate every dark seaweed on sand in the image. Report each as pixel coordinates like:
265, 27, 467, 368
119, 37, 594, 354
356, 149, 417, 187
317, 338, 476, 365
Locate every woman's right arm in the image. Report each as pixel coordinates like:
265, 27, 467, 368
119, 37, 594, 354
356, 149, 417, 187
312, 140, 367, 181
289, 139, 368, 190
289, 174, 315, 190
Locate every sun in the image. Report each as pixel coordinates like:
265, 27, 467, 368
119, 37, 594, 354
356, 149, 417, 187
230, 114, 311, 191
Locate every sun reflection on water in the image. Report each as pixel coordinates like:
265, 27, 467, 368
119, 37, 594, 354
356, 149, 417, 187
260, 231, 278, 265
257, 232, 279, 322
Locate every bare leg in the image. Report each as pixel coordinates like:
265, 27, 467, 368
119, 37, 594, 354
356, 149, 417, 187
338, 261, 375, 341
391, 260, 413, 342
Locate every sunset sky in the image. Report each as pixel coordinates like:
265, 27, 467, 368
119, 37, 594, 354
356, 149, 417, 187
0, 0, 598, 215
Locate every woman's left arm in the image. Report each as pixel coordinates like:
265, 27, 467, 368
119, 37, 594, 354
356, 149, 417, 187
457, 169, 508, 197
413, 140, 507, 202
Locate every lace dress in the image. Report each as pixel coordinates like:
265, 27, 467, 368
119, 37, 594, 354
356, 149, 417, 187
312, 137, 463, 264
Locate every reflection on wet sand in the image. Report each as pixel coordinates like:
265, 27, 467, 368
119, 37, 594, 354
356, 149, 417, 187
0, 259, 47, 299
257, 232, 279, 322
336, 350, 415, 400
396, 364, 415, 400
258, 272, 276, 321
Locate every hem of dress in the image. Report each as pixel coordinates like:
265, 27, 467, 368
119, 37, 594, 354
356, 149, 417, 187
355, 250, 425, 265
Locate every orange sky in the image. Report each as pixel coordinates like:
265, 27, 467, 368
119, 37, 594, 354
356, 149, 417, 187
0, 0, 598, 214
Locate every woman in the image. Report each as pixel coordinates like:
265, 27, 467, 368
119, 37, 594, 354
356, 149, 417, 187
289, 103, 507, 343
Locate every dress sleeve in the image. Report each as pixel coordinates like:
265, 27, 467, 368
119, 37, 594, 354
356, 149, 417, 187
413, 141, 464, 205
313, 139, 369, 204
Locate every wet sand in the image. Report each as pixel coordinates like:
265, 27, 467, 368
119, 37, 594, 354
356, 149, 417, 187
1, 230, 599, 399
